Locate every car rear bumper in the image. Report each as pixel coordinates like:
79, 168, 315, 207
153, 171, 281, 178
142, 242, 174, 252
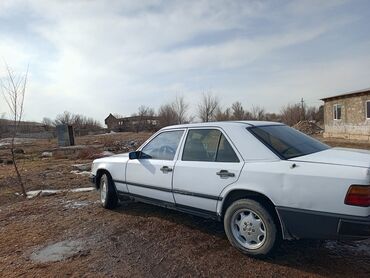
276, 207, 370, 240
338, 218, 370, 238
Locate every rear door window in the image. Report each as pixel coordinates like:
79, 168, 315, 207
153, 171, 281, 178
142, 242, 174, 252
182, 129, 239, 162
216, 134, 239, 162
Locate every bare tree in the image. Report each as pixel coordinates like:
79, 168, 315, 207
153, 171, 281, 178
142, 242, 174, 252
265, 113, 281, 122
197, 92, 219, 122
214, 107, 231, 121
316, 105, 324, 124
231, 101, 245, 120
172, 96, 189, 124
1, 64, 28, 197
251, 106, 266, 120
42, 117, 53, 126
134, 105, 155, 118
157, 96, 190, 127
158, 104, 177, 127
132, 105, 156, 132
305, 106, 319, 121
41, 117, 54, 131
280, 104, 302, 126
52, 111, 102, 136
54, 111, 73, 125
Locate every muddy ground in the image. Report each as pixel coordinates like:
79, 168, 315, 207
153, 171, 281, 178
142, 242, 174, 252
0, 132, 369, 277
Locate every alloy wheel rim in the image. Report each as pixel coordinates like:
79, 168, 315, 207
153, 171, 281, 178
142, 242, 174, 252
100, 180, 107, 204
231, 208, 267, 250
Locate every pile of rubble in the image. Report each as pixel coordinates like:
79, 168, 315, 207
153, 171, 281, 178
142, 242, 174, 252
105, 139, 142, 152
293, 120, 323, 135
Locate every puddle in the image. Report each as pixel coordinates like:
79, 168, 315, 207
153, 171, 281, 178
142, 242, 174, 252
324, 239, 370, 256
30, 240, 83, 263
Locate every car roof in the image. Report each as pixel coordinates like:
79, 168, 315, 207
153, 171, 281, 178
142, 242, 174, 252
161, 120, 283, 130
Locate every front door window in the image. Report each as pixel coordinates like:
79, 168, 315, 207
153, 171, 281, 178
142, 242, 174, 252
142, 130, 184, 160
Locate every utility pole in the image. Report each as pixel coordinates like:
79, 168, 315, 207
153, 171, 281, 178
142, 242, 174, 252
301, 98, 305, 121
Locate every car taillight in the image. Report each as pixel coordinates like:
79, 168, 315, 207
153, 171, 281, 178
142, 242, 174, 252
344, 185, 370, 207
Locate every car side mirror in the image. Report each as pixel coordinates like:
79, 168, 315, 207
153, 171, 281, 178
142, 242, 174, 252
129, 151, 142, 160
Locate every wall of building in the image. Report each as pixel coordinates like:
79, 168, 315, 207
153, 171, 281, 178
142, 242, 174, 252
105, 114, 159, 132
105, 115, 119, 131
323, 94, 370, 141
0, 122, 51, 139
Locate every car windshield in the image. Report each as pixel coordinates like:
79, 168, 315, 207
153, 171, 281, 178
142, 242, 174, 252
248, 125, 330, 159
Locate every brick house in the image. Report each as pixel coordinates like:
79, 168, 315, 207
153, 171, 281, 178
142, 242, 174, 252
104, 113, 159, 132
321, 88, 370, 141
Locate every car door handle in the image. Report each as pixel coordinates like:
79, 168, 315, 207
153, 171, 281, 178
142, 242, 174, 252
216, 170, 235, 178
160, 166, 173, 173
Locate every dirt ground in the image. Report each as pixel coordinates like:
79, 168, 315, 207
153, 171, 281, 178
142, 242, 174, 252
0, 132, 369, 277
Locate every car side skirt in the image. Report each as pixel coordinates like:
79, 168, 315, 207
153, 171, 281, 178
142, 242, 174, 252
276, 206, 370, 240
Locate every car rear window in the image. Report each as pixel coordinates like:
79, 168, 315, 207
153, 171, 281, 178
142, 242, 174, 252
248, 125, 329, 159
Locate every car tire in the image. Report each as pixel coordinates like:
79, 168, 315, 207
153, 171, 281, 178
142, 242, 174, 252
224, 199, 278, 258
99, 173, 118, 209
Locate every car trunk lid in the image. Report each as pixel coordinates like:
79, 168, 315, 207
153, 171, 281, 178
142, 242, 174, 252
290, 147, 370, 168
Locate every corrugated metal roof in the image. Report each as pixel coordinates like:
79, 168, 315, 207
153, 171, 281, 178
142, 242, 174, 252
321, 88, 370, 101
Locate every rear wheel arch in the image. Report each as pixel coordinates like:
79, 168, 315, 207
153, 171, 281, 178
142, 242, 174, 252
221, 189, 284, 238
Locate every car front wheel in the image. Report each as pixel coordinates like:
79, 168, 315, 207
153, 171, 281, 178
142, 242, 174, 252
99, 173, 118, 209
224, 199, 278, 257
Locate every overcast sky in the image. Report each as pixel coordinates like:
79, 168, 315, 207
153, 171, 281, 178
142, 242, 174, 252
0, 0, 369, 123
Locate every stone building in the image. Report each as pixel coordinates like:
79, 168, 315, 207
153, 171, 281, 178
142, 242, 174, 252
321, 88, 370, 141
104, 114, 159, 132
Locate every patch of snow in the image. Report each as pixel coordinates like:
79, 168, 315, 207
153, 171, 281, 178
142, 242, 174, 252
70, 187, 95, 193
26, 189, 61, 199
41, 151, 53, 157
72, 163, 91, 171
26, 191, 40, 199
40, 190, 60, 197
62, 200, 91, 209
70, 170, 91, 176
27, 187, 95, 199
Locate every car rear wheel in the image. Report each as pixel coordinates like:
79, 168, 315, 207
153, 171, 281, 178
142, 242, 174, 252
100, 173, 118, 209
224, 199, 278, 257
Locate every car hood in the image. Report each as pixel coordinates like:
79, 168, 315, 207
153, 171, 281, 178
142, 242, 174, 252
290, 147, 370, 168
93, 152, 129, 163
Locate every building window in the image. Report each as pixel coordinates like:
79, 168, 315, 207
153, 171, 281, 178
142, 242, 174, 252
333, 104, 342, 120
367, 101, 370, 119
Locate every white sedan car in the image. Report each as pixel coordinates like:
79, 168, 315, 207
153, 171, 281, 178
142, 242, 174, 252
90, 121, 370, 257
